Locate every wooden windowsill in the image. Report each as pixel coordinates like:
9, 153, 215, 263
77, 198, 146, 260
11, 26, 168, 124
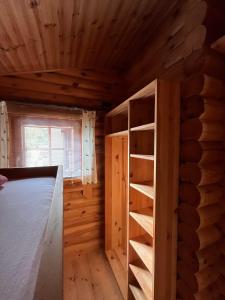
63, 177, 82, 186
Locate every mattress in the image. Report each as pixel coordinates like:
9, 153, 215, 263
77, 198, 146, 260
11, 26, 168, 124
0, 177, 55, 300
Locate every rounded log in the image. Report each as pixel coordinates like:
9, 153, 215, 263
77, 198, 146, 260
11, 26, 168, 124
178, 222, 222, 251
179, 183, 224, 207
216, 275, 225, 296
180, 162, 224, 185
179, 203, 222, 229
181, 96, 204, 120
197, 242, 221, 272
181, 74, 225, 99
180, 141, 224, 164
178, 241, 198, 272
217, 217, 225, 234
178, 240, 221, 273
203, 48, 225, 81
177, 260, 221, 293
181, 118, 225, 141
201, 98, 225, 121
177, 278, 195, 300
198, 226, 222, 250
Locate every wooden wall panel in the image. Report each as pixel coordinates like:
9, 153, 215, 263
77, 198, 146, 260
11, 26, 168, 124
64, 112, 104, 253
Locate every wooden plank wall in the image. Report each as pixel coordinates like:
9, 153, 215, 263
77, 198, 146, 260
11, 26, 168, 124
122, 1, 225, 299
64, 112, 104, 253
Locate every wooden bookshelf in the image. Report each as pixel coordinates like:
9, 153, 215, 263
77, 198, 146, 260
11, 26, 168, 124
130, 154, 154, 160
130, 240, 153, 273
129, 264, 153, 299
130, 123, 155, 131
129, 285, 147, 300
105, 79, 179, 299
106, 129, 128, 137
130, 209, 154, 237
130, 183, 154, 199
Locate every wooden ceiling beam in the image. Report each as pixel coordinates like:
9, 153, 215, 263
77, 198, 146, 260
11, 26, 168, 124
0, 75, 116, 101
16, 72, 116, 94
0, 86, 107, 109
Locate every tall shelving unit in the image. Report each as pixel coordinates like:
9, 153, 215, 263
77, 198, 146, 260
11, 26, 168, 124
105, 79, 180, 300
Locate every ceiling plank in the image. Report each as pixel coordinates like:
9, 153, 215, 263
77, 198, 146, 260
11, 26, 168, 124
0, 0, 172, 74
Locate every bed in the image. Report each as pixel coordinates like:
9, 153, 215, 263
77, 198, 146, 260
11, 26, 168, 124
0, 166, 63, 300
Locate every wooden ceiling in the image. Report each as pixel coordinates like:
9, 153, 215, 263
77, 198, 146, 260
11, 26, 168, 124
0, 68, 124, 109
0, 0, 178, 108
0, 0, 177, 74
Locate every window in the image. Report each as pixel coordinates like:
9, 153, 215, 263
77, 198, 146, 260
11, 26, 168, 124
23, 125, 78, 177
9, 112, 82, 178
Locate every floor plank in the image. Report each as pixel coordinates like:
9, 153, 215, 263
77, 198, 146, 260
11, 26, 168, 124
64, 249, 123, 300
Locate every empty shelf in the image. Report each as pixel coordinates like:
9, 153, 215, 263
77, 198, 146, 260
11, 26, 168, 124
106, 130, 128, 137
130, 154, 154, 160
131, 123, 155, 131
130, 264, 153, 299
130, 209, 153, 236
129, 285, 147, 300
130, 240, 153, 273
130, 183, 154, 199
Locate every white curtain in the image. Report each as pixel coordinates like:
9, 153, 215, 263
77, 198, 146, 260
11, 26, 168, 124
82, 110, 97, 184
0, 101, 9, 168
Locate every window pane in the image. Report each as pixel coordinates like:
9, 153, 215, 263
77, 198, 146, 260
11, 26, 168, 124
51, 149, 64, 165
51, 128, 64, 148
25, 150, 50, 167
24, 127, 49, 149
20, 120, 82, 178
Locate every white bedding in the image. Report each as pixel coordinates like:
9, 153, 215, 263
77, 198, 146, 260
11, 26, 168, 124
0, 177, 55, 300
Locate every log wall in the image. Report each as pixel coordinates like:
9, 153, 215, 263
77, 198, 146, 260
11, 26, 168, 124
64, 112, 104, 253
122, 0, 225, 298
177, 51, 225, 300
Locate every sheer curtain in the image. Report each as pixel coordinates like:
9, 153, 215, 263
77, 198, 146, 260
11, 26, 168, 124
0, 101, 9, 168
82, 110, 97, 184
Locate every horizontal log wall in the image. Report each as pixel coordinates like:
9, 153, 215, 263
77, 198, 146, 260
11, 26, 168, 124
64, 113, 104, 253
178, 49, 225, 299
122, 1, 225, 298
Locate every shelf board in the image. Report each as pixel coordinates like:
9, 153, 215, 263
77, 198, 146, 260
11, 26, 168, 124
130, 183, 154, 199
131, 123, 155, 132
130, 240, 153, 273
130, 154, 154, 160
106, 102, 128, 117
107, 80, 156, 118
129, 285, 147, 300
106, 130, 128, 137
130, 208, 153, 237
129, 264, 153, 299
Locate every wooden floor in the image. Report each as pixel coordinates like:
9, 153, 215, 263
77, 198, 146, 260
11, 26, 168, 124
64, 249, 123, 300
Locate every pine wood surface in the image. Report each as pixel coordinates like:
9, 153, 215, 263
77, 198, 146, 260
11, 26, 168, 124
177, 40, 225, 299
64, 249, 123, 300
64, 113, 104, 252
0, 1, 177, 74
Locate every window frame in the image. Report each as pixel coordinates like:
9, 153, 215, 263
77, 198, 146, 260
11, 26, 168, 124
9, 114, 82, 179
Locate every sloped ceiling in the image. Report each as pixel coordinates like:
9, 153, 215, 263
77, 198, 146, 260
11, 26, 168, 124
0, 0, 178, 108
0, 0, 177, 74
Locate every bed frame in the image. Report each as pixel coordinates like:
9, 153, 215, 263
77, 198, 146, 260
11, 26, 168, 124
0, 166, 63, 300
